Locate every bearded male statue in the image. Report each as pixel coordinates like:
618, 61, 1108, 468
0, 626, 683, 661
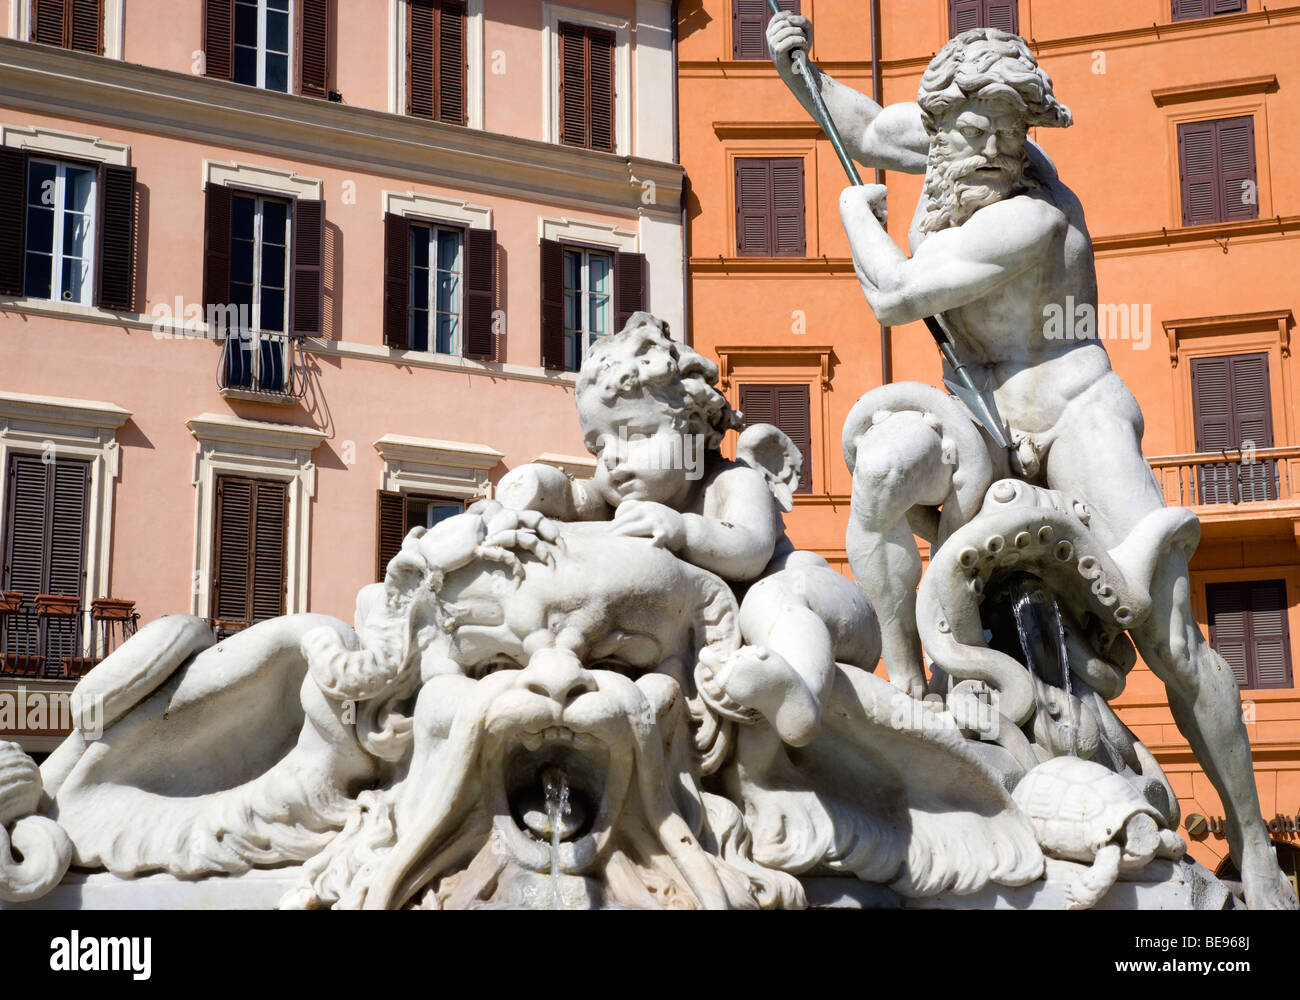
767, 13, 1297, 910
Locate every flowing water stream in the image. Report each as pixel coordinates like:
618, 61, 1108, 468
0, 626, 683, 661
1009, 581, 1078, 758
542, 767, 571, 909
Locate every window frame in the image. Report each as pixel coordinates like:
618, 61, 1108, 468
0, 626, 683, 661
223, 188, 294, 393
233, 0, 294, 93
542, 3, 630, 155
561, 243, 614, 372
1172, 0, 1248, 23
1206, 578, 1294, 691
407, 219, 466, 356
731, 0, 800, 60
23, 156, 98, 307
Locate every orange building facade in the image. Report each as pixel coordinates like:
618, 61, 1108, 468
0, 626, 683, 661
678, 0, 1300, 881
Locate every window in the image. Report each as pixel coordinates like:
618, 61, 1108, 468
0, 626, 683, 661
233, 0, 292, 92
382, 213, 495, 358
407, 0, 467, 124
539, 238, 645, 372
738, 384, 812, 493
375, 491, 464, 581
1178, 116, 1257, 226
1207, 580, 1293, 690
558, 22, 615, 153
1172, 0, 1247, 21
0, 148, 136, 311
1189, 353, 1275, 503
732, 0, 799, 60
2, 454, 89, 673
31, 0, 103, 53
949, 1, 1019, 36
204, 0, 330, 97
408, 223, 463, 354
211, 475, 287, 630
735, 158, 806, 257
203, 182, 324, 396
24, 158, 96, 305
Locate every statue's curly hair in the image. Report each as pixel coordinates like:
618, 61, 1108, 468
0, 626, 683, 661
918, 28, 1072, 133
576, 312, 743, 452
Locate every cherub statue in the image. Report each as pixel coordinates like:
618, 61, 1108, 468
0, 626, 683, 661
497, 313, 879, 748
766, 13, 1296, 909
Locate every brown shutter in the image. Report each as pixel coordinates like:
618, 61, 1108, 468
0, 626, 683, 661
771, 158, 806, 256
1211, 0, 1247, 13
1208, 580, 1293, 690
1190, 354, 1235, 504
1207, 582, 1251, 687
69, 0, 103, 53
949, 0, 982, 35
464, 227, 496, 359
383, 212, 411, 350
95, 163, 136, 312
298, 0, 330, 98
1178, 120, 1219, 226
251, 480, 287, 623
47, 460, 88, 599
984, 2, 1018, 33
1218, 116, 1258, 223
32, 0, 66, 45
290, 197, 325, 337
203, 0, 235, 81
1191, 353, 1275, 503
614, 251, 646, 331
739, 384, 811, 493
0, 147, 27, 297
1230, 353, 1275, 501
3, 454, 51, 605
588, 28, 616, 154
202, 184, 233, 326
213, 476, 251, 623
407, 0, 436, 117
376, 490, 406, 582
559, 22, 589, 147
733, 0, 798, 59
540, 238, 566, 370
736, 159, 773, 256
1172, 0, 1209, 19
439, 0, 467, 126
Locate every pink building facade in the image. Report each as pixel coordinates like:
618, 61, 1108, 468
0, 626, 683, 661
0, 0, 684, 752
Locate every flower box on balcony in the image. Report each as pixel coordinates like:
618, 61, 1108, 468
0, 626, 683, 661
35, 594, 81, 617
91, 598, 137, 621
0, 591, 23, 613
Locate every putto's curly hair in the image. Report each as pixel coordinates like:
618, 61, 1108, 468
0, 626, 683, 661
917, 28, 1072, 133
576, 312, 743, 452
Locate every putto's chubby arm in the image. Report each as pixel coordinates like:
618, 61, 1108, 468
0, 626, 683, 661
839, 185, 1065, 326
768, 11, 929, 174
683, 463, 781, 581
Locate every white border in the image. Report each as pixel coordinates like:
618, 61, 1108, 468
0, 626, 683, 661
0, 122, 129, 165
203, 159, 323, 199
389, 0, 484, 129
186, 413, 325, 619
538, 215, 638, 251
0, 391, 132, 609
542, 3, 631, 156
374, 434, 502, 498
10, 0, 125, 60
382, 190, 492, 229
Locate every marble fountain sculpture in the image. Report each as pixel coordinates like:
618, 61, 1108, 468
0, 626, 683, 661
1, 27, 1295, 911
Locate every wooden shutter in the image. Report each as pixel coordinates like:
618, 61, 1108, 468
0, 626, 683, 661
733, 0, 799, 59
95, 163, 136, 312
984, 2, 1018, 33
212, 476, 286, 625
464, 227, 496, 359
1218, 116, 1258, 223
1211, 0, 1248, 12
540, 238, 566, 370
408, 0, 466, 124
1229, 353, 1274, 501
69, 0, 102, 52
1178, 120, 1219, 226
203, 0, 235, 81
2, 454, 88, 602
298, 0, 330, 98
1208, 580, 1293, 690
559, 22, 589, 147
736, 159, 773, 256
383, 212, 411, 350
558, 23, 615, 152
614, 251, 646, 331
949, 0, 982, 35
739, 384, 812, 493
376, 490, 406, 582
439, 0, 467, 125
203, 184, 233, 321
772, 159, 806, 256
32, 0, 66, 46
1191, 353, 1275, 503
736, 158, 805, 257
588, 28, 615, 154
1174, 0, 1244, 19
0, 147, 27, 297
47, 461, 88, 598
290, 197, 325, 337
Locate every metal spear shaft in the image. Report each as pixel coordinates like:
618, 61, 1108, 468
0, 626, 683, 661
763, 0, 1011, 450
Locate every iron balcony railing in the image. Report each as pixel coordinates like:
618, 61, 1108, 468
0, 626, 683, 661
0, 595, 139, 680
217, 331, 307, 401
1148, 446, 1300, 508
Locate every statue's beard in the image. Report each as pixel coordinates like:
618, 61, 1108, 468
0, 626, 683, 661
919, 147, 1036, 233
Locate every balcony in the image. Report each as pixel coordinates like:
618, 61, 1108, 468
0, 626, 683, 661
217, 332, 307, 404
1149, 447, 1300, 538
0, 594, 139, 680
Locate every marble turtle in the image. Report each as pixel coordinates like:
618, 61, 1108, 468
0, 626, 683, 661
1012, 755, 1185, 909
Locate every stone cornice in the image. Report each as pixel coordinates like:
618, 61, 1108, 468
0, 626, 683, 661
0, 390, 131, 432
1151, 74, 1279, 107
186, 413, 327, 453
0, 38, 683, 222
373, 434, 504, 473
1091, 215, 1300, 254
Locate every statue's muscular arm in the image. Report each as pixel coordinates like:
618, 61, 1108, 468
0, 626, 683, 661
840, 190, 1066, 326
